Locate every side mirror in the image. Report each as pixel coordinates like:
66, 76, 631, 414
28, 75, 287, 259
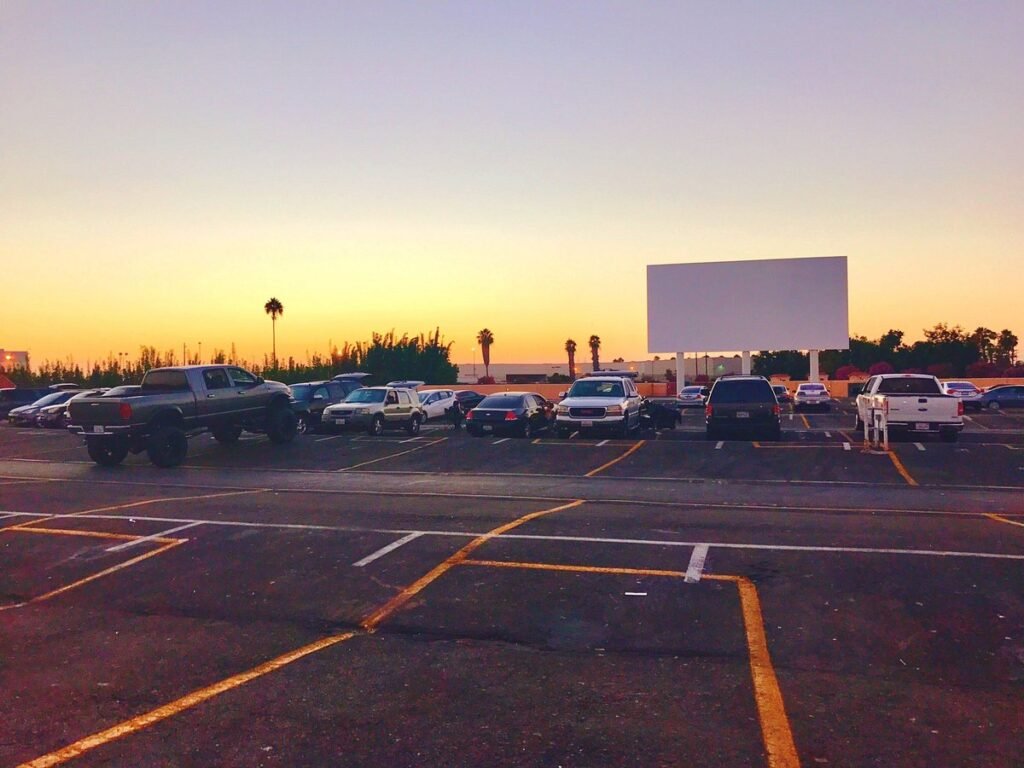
558, 391, 567, 399
256, 376, 264, 384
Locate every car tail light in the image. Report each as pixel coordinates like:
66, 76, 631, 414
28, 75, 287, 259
957, 400, 964, 416
504, 411, 518, 421
772, 404, 780, 416
705, 405, 713, 418
465, 410, 474, 420
119, 403, 132, 421
883, 399, 889, 415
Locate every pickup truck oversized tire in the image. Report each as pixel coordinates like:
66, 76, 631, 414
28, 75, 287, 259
86, 437, 129, 467
147, 426, 188, 468
266, 405, 297, 444
212, 424, 243, 444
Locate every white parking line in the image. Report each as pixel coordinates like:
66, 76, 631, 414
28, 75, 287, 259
105, 521, 204, 552
964, 415, 990, 430
825, 432, 832, 438
596, 439, 609, 447
715, 441, 724, 450
685, 544, 709, 583
314, 435, 347, 442
352, 532, 424, 567
492, 438, 510, 445
843, 442, 851, 451
914, 442, 926, 452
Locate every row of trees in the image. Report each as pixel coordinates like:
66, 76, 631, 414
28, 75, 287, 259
2, 330, 459, 388
754, 324, 1021, 380
476, 330, 604, 383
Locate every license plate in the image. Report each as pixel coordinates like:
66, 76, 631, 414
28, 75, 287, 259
581, 420, 593, 427
334, 417, 347, 423
736, 411, 750, 419
483, 425, 492, 432
92, 425, 105, 433
914, 422, 930, 431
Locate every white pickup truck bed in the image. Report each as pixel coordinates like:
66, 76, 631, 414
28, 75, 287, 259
855, 374, 964, 442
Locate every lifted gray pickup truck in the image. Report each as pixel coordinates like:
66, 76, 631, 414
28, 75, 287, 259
68, 365, 296, 467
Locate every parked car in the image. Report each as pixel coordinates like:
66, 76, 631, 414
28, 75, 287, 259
771, 385, 793, 406
466, 392, 554, 438
7, 390, 80, 426
554, 374, 644, 437
678, 385, 709, 408
68, 366, 295, 467
418, 389, 457, 420
705, 375, 781, 441
36, 389, 104, 428
942, 381, 983, 411
793, 382, 830, 411
331, 373, 371, 393
854, 374, 963, 442
643, 396, 684, 429
322, 386, 424, 436
977, 384, 1024, 411
0, 388, 49, 419
454, 390, 487, 412
290, 380, 351, 433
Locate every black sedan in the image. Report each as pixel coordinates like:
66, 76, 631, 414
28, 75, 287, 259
466, 392, 554, 438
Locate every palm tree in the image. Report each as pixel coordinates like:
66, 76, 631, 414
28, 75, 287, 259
477, 328, 494, 380
264, 297, 284, 368
588, 334, 601, 372
565, 338, 577, 379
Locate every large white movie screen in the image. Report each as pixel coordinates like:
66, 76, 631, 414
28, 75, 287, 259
647, 256, 849, 353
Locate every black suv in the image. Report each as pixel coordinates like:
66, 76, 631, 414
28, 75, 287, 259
705, 375, 781, 441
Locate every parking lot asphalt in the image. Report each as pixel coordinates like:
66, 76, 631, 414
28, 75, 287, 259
2, 403, 1023, 767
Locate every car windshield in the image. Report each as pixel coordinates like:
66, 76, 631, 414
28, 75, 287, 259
477, 396, 524, 409
946, 382, 974, 391
290, 384, 312, 400
710, 381, 774, 403
345, 389, 386, 404
773, 386, 787, 393
31, 392, 70, 407
681, 387, 703, 394
876, 377, 942, 395
568, 380, 624, 398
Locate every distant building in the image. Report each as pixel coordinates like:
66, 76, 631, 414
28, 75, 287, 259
455, 356, 742, 385
0, 349, 29, 370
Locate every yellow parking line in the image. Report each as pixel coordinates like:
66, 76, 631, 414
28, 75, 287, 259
985, 513, 1024, 529
462, 559, 686, 578
3, 490, 268, 534
707, 574, 801, 768
455, 558, 800, 768
16, 498, 588, 768
339, 437, 446, 471
16, 630, 359, 768
800, 415, 810, 429
584, 440, 645, 478
886, 451, 919, 486
4, 526, 172, 543
361, 499, 585, 630
0, 540, 185, 613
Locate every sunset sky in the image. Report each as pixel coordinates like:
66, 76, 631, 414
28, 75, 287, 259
2, 2, 1022, 368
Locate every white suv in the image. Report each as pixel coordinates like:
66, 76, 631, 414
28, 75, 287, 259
554, 375, 643, 438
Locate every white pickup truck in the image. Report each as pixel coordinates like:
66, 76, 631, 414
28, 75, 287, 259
855, 373, 964, 443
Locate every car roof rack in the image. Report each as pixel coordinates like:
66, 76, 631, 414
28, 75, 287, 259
386, 380, 426, 389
